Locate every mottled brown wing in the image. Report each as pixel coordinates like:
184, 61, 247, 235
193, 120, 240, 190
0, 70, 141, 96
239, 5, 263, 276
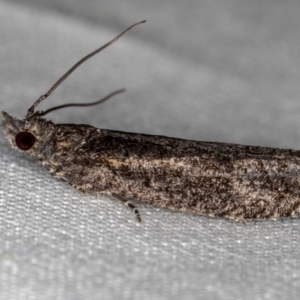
45, 125, 300, 221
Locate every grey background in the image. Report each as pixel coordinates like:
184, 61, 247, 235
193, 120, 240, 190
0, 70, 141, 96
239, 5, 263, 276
0, 0, 300, 299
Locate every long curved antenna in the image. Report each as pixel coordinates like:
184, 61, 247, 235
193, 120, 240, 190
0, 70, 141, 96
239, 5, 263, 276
29, 88, 125, 119
26, 20, 146, 119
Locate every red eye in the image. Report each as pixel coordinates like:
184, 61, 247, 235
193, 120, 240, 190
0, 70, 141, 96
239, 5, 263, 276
15, 132, 36, 151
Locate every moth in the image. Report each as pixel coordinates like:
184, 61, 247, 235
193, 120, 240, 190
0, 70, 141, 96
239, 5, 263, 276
2, 21, 300, 222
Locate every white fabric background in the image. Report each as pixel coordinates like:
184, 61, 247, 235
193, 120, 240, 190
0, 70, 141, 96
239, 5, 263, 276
1, 0, 300, 299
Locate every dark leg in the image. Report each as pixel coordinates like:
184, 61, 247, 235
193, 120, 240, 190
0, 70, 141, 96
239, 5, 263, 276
112, 193, 142, 222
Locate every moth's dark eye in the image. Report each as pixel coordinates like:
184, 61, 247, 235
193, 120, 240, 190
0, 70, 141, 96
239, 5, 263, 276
15, 132, 36, 151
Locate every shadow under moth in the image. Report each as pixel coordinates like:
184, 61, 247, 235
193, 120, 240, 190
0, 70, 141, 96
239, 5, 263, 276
2, 20, 300, 222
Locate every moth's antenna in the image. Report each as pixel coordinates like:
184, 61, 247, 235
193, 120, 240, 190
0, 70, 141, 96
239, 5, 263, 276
26, 20, 146, 119
29, 88, 125, 119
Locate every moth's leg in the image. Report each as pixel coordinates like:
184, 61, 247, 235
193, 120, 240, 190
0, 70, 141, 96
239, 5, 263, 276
112, 193, 141, 222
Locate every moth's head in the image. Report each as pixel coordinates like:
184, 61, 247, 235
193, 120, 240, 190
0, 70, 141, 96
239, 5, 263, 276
1, 21, 145, 153
1, 111, 54, 155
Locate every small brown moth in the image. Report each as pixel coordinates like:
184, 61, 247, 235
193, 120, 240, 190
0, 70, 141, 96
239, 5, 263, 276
2, 21, 300, 222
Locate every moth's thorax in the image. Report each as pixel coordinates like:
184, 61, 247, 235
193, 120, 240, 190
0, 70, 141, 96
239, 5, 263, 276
1, 111, 56, 158
53, 124, 103, 153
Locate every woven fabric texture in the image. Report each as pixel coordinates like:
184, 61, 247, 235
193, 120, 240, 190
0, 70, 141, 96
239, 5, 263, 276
1, 1, 300, 299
